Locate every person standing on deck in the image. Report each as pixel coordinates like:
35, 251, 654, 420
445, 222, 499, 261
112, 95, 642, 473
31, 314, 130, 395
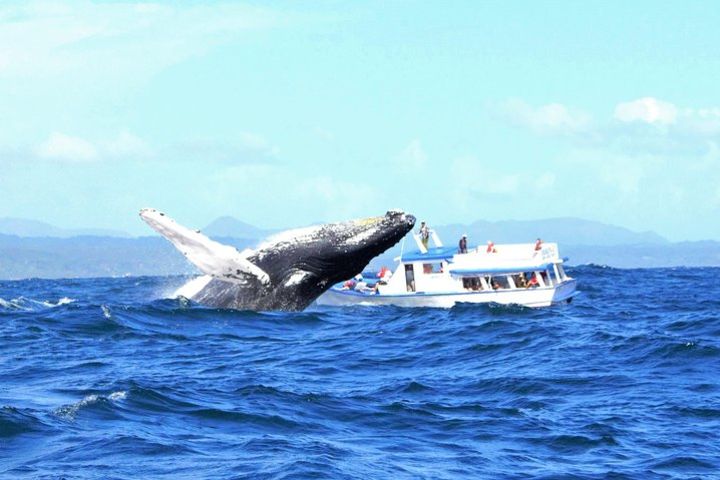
458, 234, 468, 254
419, 221, 430, 249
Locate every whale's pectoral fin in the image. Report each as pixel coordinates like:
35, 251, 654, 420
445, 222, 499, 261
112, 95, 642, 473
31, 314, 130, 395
139, 208, 270, 285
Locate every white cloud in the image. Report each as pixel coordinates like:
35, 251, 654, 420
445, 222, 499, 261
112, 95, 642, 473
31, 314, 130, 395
501, 99, 591, 135
677, 108, 720, 136
0, 1, 291, 79
238, 132, 279, 157
35, 132, 97, 162
503, 97, 720, 158
614, 97, 677, 125
397, 139, 427, 169
34, 130, 153, 162
104, 131, 151, 158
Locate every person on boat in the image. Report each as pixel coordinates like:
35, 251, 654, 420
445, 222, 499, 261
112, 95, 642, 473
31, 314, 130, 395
342, 278, 356, 290
534, 238, 543, 251
458, 234, 468, 254
377, 266, 392, 284
526, 273, 539, 288
486, 240, 497, 253
491, 279, 501, 290
419, 221, 430, 249
516, 273, 528, 288
354, 274, 371, 292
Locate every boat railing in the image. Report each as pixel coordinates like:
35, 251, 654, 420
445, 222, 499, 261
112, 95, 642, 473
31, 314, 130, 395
454, 243, 560, 263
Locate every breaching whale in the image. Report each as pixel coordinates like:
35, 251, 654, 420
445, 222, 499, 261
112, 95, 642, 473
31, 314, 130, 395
139, 208, 415, 311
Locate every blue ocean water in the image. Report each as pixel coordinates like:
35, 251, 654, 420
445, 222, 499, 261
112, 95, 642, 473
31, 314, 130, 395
1, 266, 719, 479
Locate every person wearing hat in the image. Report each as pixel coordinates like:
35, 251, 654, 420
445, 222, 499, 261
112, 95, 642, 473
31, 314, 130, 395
458, 234, 468, 254
353, 274, 369, 292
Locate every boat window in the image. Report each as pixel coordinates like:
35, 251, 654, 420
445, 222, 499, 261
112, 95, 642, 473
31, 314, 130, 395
489, 276, 509, 290
405, 264, 416, 292
422, 263, 442, 274
512, 273, 528, 288
462, 277, 481, 290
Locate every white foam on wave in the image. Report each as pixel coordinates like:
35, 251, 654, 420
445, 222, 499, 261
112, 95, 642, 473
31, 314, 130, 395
0, 298, 15, 309
108, 391, 127, 401
42, 297, 76, 308
54, 390, 128, 420
0, 296, 75, 310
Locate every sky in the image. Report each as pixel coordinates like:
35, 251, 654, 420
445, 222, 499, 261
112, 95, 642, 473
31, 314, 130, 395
1, 1, 719, 241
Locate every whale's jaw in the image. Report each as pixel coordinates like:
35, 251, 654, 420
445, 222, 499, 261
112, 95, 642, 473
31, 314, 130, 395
142, 209, 415, 311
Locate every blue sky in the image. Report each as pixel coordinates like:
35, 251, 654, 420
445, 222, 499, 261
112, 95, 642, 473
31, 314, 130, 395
1, 1, 719, 240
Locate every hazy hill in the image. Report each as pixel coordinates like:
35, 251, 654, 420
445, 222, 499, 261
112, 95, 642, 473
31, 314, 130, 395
0, 216, 718, 280
434, 218, 668, 246
202, 216, 272, 239
0, 234, 258, 280
0, 217, 130, 238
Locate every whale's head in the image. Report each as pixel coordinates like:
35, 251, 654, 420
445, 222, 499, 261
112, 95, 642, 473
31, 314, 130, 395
249, 210, 416, 310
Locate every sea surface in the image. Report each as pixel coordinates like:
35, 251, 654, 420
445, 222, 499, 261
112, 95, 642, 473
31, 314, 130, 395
1, 266, 719, 479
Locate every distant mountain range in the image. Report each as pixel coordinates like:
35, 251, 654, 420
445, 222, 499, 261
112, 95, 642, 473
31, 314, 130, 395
201, 216, 274, 239
0, 216, 718, 280
434, 218, 667, 246
0, 217, 131, 238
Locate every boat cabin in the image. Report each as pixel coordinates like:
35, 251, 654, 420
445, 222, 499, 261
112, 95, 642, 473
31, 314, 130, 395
379, 232, 570, 296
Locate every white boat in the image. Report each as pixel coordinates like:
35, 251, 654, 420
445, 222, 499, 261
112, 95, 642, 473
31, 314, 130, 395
317, 230, 577, 308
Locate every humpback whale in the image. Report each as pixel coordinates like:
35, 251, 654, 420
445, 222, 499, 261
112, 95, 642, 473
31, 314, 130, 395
140, 208, 415, 311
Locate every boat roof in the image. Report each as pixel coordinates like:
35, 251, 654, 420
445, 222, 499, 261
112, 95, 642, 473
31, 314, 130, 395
399, 242, 565, 268
448, 263, 554, 275
401, 246, 458, 262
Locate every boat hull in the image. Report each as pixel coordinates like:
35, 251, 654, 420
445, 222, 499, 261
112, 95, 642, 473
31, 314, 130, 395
316, 279, 577, 308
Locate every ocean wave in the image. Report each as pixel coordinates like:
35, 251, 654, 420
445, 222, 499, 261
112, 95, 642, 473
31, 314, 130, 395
0, 406, 51, 438
2, 272, 720, 478
54, 390, 127, 420
0, 296, 75, 311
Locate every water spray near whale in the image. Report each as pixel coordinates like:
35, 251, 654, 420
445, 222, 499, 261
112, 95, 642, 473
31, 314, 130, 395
139, 208, 415, 311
